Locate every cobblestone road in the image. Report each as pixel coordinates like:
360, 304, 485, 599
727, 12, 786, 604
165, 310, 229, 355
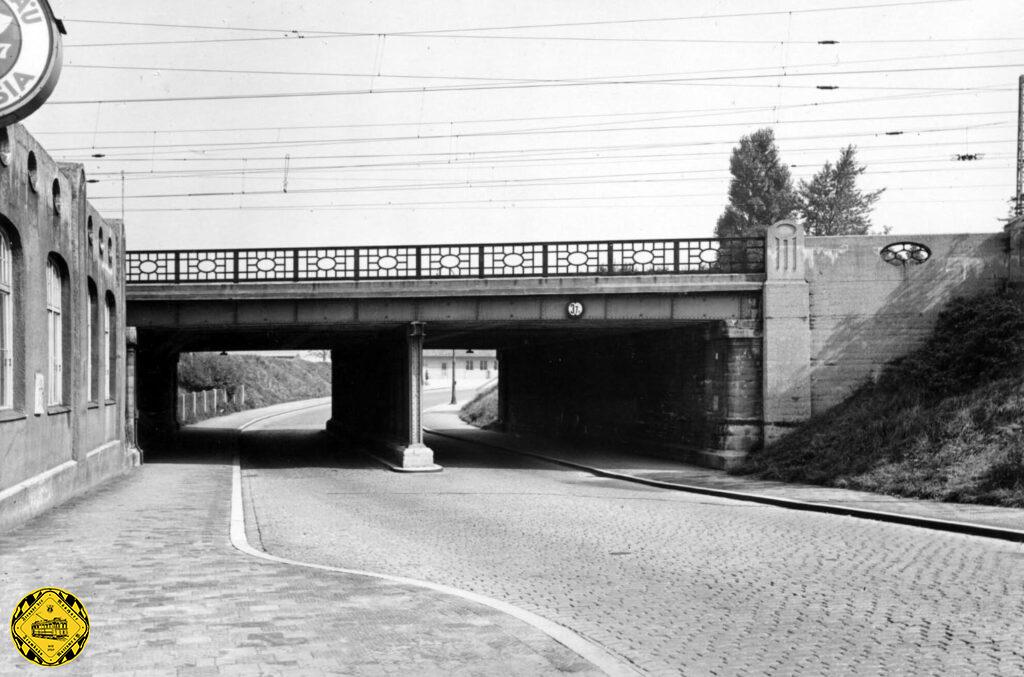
244, 406, 1024, 676
0, 441, 603, 676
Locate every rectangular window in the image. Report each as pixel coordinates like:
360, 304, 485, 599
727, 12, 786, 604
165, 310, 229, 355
46, 261, 62, 406
440, 362, 447, 373
104, 299, 114, 401
479, 360, 487, 370
0, 232, 11, 410
465, 361, 473, 371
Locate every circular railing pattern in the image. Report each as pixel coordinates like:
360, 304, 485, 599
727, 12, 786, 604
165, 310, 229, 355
502, 252, 525, 268
880, 242, 931, 266
139, 260, 158, 274
316, 257, 337, 271
632, 250, 655, 265
256, 258, 276, 272
197, 259, 217, 273
567, 252, 589, 266
377, 256, 399, 270
439, 254, 461, 269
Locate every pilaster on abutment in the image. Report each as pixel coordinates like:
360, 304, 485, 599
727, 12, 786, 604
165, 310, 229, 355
762, 221, 812, 447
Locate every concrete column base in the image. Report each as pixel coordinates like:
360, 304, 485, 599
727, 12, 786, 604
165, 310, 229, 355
381, 441, 442, 473
326, 421, 442, 472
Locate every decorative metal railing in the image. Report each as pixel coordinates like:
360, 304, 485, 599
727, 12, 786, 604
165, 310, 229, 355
126, 237, 765, 283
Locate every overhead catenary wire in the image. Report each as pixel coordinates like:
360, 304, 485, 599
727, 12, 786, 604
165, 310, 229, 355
46, 62, 1019, 105
61, 46, 1024, 88
54, 120, 1012, 160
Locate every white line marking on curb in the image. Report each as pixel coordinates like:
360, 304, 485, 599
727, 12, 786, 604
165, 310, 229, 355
228, 408, 639, 677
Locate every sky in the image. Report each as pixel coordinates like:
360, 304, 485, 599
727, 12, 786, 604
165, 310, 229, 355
21, 0, 1024, 250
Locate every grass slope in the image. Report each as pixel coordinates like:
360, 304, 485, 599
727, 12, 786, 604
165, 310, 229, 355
459, 382, 499, 429
736, 292, 1024, 507
178, 353, 332, 414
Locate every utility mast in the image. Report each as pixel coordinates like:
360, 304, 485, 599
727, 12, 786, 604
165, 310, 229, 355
1017, 74, 1023, 217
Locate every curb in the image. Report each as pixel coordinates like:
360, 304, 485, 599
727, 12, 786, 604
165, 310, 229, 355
425, 429, 1024, 544
231, 407, 639, 677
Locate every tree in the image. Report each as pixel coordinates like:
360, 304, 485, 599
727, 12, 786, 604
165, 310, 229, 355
798, 145, 885, 236
715, 128, 799, 239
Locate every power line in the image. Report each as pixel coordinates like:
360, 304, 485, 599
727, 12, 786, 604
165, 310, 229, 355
47, 62, 1019, 105
85, 165, 1013, 202
63, 1, 971, 47
31, 100, 1015, 139
105, 187, 1012, 215
66, 137, 1018, 168
53, 121, 1012, 159
83, 152, 1015, 181
63, 47, 1024, 86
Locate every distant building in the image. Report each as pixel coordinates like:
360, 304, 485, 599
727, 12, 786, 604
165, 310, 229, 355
0, 125, 138, 532
422, 349, 497, 385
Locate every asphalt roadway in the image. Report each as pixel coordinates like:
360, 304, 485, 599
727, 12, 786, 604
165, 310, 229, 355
239, 399, 1024, 676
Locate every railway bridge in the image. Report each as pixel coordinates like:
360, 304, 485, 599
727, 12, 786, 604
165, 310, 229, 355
125, 221, 1018, 470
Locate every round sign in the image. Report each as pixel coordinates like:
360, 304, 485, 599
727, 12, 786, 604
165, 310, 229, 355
10, 587, 90, 667
566, 301, 585, 318
0, 1, 62, 127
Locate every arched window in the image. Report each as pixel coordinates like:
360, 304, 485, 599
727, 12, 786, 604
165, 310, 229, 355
45, 257, 66, 406
107, 237, 114, 267
0, 226, 13, 409
98, 227, 105, 260
51, 179, 61, 215
27, 151, 37, 192
87, 280, 99, 402
87, 217, 94, 254
104, 292, 116, 401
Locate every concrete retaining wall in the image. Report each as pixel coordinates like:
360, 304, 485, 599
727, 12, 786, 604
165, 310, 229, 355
805, 233, 1008, 414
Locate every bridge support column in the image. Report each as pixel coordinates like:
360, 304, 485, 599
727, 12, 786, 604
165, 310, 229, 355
327, 324, 437, 471
762, 221, 812, 446
391, 321, 436, 469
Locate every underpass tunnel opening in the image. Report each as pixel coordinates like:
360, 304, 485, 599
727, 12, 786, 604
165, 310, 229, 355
462, 321, 763, 470
422, 346, 499, 412
175, 350, 332, 425
134, 319, 762, 471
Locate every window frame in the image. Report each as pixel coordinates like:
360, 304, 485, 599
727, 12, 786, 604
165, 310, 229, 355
0, 227, 13, 410
104, 292, 116, 402
87, 280, 99, 403
45, 259, 63, 406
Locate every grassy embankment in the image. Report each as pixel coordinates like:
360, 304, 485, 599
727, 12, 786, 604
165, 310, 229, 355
178, 353, 332, 417
737, 291, 1024, 507
459, 382, 499, 429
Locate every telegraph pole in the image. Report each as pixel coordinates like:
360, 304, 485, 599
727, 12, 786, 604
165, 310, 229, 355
1017, 74, 1023, 217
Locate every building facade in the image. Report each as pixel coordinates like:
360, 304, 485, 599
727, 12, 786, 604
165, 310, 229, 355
422, 349, 498, 387
0, 124, 138, 532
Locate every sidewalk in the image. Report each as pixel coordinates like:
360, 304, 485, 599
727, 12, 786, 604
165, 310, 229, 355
0, 409, 604, 676
422, 411, 1024, 536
